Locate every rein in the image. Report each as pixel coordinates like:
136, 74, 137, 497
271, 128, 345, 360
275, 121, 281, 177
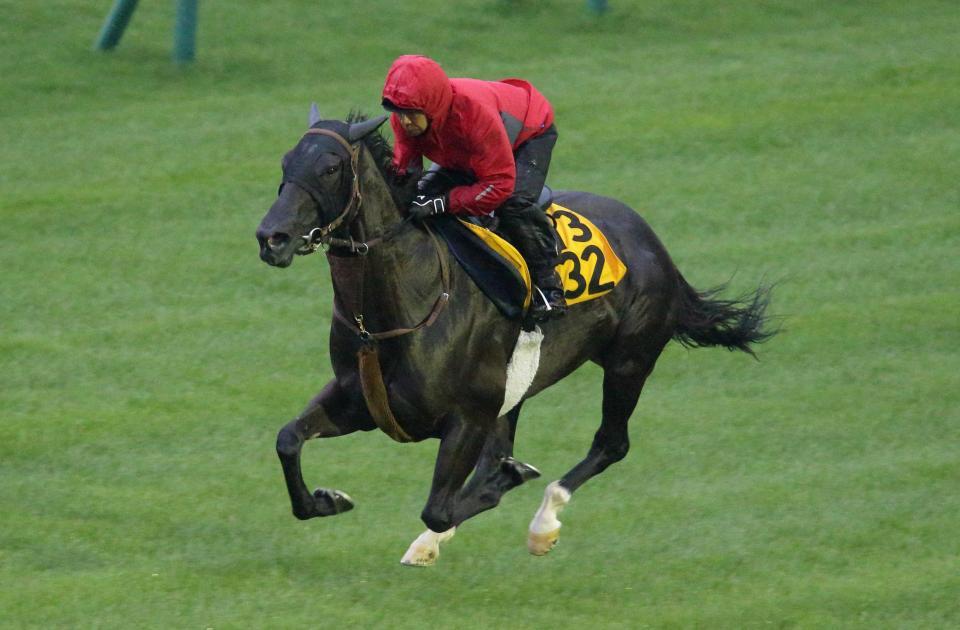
295, 128, 417, 256
293, 126, 451, 342
329, 225, 451, 342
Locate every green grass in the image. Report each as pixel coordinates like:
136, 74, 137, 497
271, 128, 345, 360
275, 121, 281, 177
2, 1, 958, 627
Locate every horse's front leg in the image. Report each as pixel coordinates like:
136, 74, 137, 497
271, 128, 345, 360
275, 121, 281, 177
276, 379, 369, 520
401, 413, 487, 566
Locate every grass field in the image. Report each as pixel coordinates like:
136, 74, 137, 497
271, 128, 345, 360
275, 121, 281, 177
2, 1, 959, 627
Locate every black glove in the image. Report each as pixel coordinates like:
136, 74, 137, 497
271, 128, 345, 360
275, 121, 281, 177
408, 194, 447, 220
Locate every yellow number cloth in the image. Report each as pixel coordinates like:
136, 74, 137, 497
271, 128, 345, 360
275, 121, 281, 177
456, 203, 628, 311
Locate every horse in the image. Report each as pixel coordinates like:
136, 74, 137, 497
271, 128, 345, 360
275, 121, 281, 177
255, 110, 774, 565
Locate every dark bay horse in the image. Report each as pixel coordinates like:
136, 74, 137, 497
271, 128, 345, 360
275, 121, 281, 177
255, 112, 774, 565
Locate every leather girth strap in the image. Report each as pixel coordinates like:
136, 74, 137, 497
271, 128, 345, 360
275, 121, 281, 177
357, 344, 414, 442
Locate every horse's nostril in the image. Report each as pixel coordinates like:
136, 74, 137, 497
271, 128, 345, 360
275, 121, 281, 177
267, 234, 290, 250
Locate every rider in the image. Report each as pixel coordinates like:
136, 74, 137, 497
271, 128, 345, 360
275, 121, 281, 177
381, 54, 566, 320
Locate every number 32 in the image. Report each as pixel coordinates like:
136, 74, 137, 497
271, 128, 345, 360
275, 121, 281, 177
553, 210, 615, 299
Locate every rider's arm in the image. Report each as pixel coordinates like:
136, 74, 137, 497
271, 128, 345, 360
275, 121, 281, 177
446, 108, 516, 216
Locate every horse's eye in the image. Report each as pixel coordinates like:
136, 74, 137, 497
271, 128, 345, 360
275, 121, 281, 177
323, 165, 339, 176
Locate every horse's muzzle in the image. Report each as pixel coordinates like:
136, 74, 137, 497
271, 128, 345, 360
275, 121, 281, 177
256, 229, 293, 267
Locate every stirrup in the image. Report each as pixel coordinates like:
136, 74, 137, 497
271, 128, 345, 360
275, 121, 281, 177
532, 287, 566, 321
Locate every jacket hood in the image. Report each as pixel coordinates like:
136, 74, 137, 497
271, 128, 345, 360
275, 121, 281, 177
381, 55, 454, 126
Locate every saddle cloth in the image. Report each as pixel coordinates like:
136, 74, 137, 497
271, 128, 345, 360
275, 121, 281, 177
431, 203, 627, 320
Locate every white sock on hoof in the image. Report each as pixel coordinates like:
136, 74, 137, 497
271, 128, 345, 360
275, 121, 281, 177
400, 527, 456, 566
530, 481, 571, 534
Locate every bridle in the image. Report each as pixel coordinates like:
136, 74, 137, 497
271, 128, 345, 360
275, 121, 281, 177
284, 126, 451, 342
294, 127, 368, 255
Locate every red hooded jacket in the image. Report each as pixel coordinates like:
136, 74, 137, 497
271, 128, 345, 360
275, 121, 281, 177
382, 55, 554, 216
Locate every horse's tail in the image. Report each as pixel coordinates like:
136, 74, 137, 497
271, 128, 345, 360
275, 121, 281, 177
672, 273, 776, 357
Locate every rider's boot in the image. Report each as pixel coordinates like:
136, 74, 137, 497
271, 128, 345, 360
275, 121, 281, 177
499, 210, 566, 322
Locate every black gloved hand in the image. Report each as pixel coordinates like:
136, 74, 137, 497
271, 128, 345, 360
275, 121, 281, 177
408, 194, 447, 220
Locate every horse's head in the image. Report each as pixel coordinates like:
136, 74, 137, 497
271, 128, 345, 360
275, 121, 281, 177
256, 109, 388, 267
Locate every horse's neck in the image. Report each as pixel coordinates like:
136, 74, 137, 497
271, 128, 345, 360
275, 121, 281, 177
352, 149, 402, 241
335, 149, 442, 331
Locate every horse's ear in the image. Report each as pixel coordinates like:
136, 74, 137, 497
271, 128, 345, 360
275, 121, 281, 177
308, 103, 323, 127
348, 115, 388, 143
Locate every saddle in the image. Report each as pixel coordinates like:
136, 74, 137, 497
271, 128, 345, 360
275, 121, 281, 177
430, 215, 531, 320
431, 199, 628, 320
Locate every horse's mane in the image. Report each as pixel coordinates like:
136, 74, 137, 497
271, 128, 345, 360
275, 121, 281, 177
347, 111, 419, 209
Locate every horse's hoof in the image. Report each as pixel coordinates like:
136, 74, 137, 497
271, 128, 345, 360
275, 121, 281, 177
501, 457, 541, 484
400, 544, 439, 567
528, 481, 570, 555
313, 488, 354, 515
527, 528, 560, 556
400, 528, 456, 567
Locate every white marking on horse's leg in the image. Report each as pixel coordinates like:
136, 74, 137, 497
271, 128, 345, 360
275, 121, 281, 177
527, 481, 571, 555
400, 527, 456, 567
499, 326, 544, 417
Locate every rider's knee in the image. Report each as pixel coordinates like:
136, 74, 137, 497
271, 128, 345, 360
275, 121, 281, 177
499, 194, 538, 216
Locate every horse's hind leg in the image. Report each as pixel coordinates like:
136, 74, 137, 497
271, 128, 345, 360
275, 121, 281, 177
528, 355, 659, 555
276, 379, 370, 520
559, 366, 651, 491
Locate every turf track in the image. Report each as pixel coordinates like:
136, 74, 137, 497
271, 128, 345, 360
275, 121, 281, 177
2, 1, 958, 627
